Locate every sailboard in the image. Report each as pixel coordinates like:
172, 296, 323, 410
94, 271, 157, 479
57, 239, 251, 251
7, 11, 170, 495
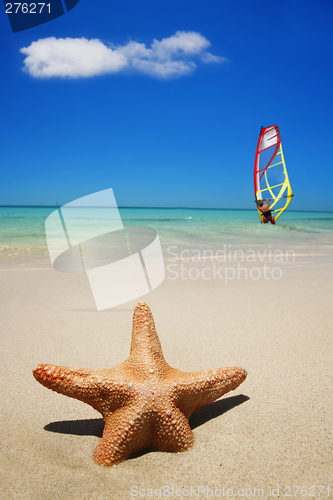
254, 125, 293, 222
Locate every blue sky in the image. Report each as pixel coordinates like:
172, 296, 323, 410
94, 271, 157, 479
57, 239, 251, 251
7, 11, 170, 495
1, 0, 333, 211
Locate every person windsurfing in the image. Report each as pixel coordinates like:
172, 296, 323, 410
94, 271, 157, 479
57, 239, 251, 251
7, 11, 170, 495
256, 199, 275, 224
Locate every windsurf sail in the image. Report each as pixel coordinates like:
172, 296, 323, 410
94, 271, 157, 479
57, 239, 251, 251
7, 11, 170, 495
254, 125, 293, 222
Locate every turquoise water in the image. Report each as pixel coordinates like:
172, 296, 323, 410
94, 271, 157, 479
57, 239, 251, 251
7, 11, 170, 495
120, 208, 333, 247
0, 207, 332, 264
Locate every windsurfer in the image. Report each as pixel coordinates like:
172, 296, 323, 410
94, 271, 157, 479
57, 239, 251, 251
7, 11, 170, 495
257, 199, 275, 224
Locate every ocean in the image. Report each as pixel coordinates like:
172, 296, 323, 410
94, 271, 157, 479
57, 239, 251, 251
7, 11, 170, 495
1, 206, 333, 267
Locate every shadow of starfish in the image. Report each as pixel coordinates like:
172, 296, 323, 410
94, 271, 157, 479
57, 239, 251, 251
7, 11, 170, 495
189, 394, 249, 429
45, 418, 104, 437
44, 394, 249, 438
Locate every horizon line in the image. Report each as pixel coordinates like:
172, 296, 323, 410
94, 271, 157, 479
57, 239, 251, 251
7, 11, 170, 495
0, 205, 332, 213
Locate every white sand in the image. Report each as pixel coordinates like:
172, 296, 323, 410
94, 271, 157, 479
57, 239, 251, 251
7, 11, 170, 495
0, 250, 332, 499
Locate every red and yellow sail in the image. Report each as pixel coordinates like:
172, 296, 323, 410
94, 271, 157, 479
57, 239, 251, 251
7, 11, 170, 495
254, 125, 293, 222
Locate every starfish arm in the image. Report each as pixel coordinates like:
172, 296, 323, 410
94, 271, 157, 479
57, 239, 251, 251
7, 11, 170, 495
33, 364, 94, 397
172, 366, 247, 419
33, 364, 130, 414
129, 302, 170, 375
151, 406, 194, 453
93, 404, 151, 466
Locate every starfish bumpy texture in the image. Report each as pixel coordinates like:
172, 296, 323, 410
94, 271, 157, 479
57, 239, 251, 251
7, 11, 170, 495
33, 302, 247, 466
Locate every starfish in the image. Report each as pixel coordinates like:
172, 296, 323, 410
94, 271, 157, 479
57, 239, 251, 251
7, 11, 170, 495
33, 302, 247, 466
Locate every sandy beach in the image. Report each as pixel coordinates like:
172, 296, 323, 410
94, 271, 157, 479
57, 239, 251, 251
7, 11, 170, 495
0, 247, 332, 500
2, 0, 333, 494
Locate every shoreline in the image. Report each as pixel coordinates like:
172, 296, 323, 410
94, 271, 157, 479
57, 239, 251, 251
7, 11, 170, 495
1, 242, 332, 269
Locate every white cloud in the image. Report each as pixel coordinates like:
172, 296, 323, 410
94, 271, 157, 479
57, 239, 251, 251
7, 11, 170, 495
20, 31, 226, 79
20, 37, 128, 78
151, 31, 210, 59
